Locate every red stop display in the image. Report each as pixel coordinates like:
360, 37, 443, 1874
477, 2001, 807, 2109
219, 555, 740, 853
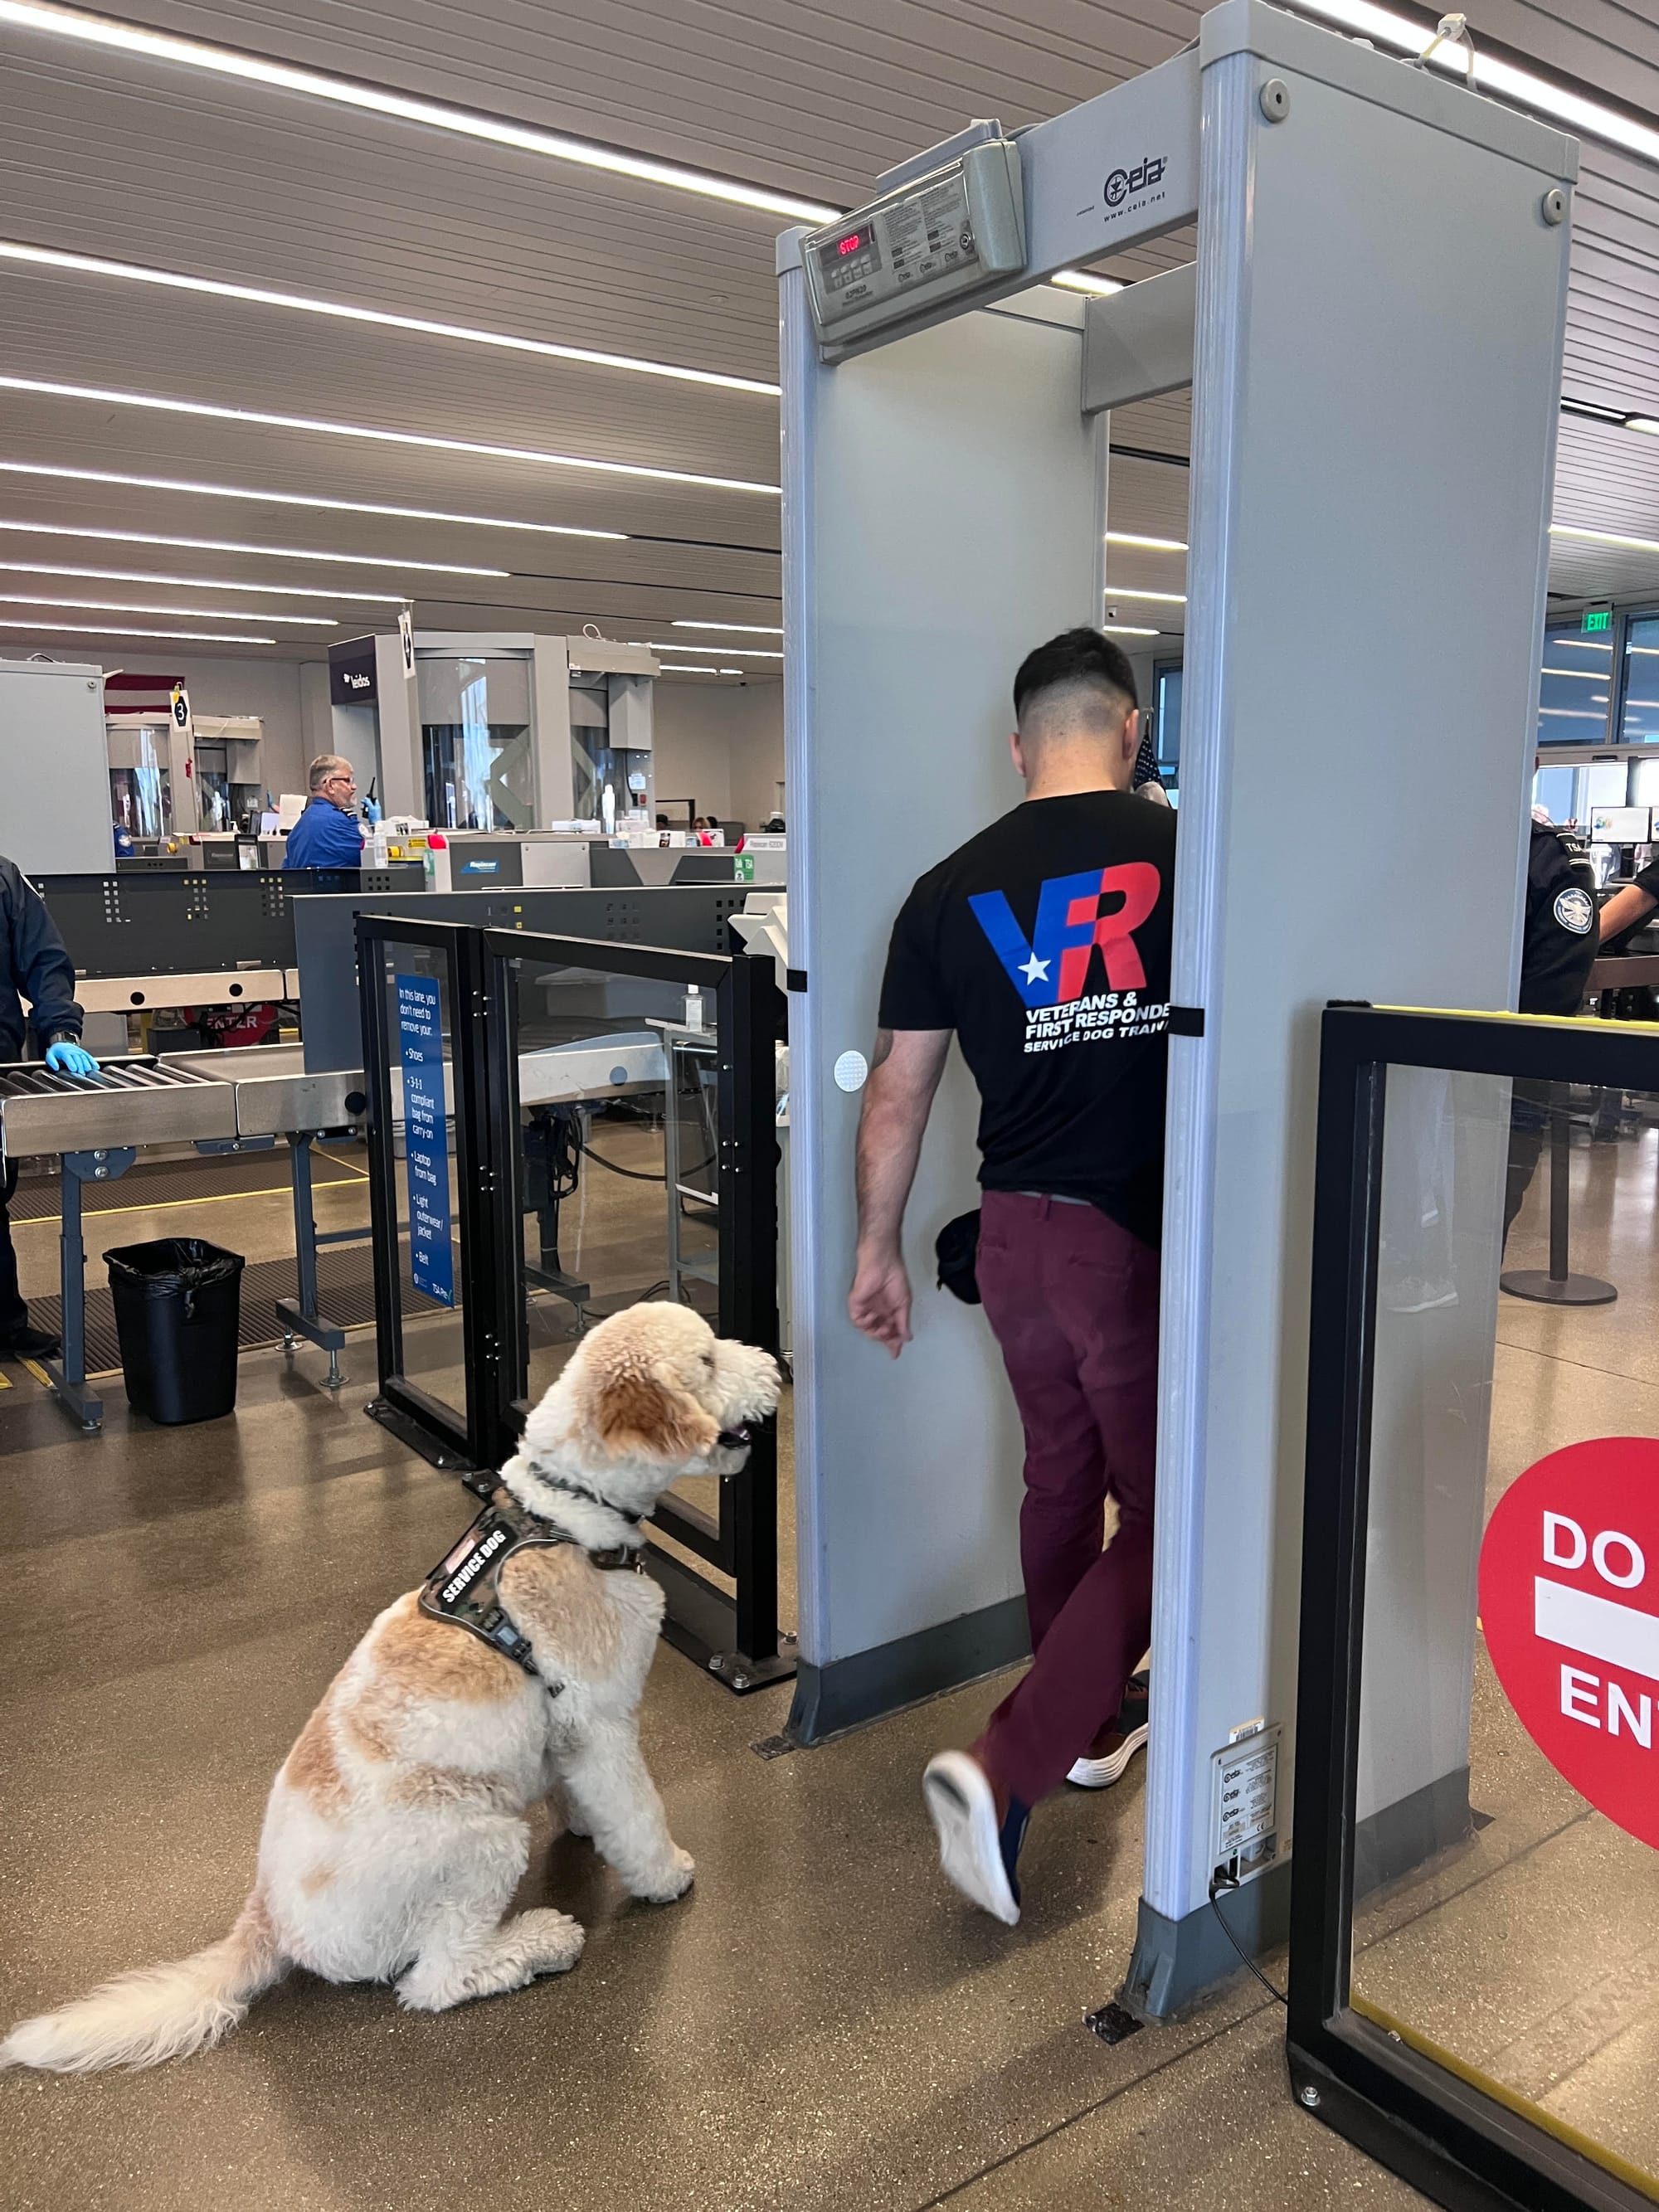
1478, 1437, 1659, 1850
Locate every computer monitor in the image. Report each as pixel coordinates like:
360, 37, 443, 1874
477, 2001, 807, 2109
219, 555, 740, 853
1588, 805, 1652, 844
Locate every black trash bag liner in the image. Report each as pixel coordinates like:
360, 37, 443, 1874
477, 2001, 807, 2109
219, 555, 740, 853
935, 1209, 982, 1305
105, 1238, 245, 1425
105, 1237, 243, 1301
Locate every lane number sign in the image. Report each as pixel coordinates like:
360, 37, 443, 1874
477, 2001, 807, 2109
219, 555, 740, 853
1478, 1437, 1657, 1850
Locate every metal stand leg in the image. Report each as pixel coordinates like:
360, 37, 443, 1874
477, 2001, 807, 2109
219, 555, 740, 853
275, 1131, 349, 1385
1501, 1088, 1617, 1306
664, 1052, 684, 1303
43, 1147, 135, 1431
519, 1106, 590, 1312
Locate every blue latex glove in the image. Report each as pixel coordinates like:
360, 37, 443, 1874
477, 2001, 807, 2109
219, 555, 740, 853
46, 1039, 100, 1077
363, 798, 382, 825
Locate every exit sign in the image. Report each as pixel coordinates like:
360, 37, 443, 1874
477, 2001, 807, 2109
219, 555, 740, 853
1584, 609, 1613, 633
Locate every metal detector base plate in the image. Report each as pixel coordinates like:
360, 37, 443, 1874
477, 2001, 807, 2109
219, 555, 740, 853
365, 1396, 480, 1474
1500, 1270, 1618, 1306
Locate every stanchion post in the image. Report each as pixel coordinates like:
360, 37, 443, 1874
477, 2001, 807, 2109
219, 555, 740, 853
1500, 1083, 1617, 1307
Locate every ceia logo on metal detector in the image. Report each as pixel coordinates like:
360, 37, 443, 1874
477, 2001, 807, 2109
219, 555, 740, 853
1105, 154, 1168, 209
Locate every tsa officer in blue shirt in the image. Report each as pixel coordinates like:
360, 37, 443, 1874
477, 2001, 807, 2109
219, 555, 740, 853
283, 756, 366, 869
0, 853, 100, 1357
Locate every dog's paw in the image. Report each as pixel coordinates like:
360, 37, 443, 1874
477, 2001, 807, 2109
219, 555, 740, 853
518, 1907, 586, 1975
634, 1845, 695, 1903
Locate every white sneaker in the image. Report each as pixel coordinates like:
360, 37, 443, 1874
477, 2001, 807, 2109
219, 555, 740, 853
1067, 1720, 1150, 1789
922, 1751, 1024, 1926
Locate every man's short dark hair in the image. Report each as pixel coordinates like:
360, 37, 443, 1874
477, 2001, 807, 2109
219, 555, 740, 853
1013, 628, 1139, 725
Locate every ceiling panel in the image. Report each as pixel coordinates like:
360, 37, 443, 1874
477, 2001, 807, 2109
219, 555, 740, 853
72, 0, 1201, 203
0, 0, 1655, 676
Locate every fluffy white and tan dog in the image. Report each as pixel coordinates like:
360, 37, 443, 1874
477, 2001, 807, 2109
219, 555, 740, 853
2, 1301, 779, 2072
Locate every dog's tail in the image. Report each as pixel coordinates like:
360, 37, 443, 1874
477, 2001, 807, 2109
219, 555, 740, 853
0, 1889, 286, 2073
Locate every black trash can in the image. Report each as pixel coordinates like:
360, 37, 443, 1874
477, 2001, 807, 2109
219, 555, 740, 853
105, 1238, 245, 1424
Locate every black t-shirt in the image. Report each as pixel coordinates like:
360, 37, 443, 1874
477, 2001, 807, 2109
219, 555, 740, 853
1520, 823, 1598, 1014
879, 791, 1176, 1245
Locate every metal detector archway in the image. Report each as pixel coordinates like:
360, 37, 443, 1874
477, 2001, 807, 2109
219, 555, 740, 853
780, 0, 1574, 2020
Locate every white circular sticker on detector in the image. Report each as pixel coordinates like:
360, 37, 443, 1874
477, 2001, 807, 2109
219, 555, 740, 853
833, 1049, 869, 1093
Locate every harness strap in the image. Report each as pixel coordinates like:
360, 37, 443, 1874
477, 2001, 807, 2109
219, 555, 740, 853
417, 1490, 644, 1678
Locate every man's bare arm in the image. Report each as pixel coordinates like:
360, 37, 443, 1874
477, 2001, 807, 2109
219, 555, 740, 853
848, 1027, 951, 1355
1595, 882, 1655, 946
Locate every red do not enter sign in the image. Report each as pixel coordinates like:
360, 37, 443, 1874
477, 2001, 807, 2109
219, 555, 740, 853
1478, 1437, 1659, 1852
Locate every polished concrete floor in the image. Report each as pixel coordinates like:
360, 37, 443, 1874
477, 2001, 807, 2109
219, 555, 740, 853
1348, 1104, 1659, 2185
7, 1106, 1657, 2206
0, 1351, 1418, 2210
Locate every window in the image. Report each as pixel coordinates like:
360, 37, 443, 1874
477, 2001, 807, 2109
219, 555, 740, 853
1618, 612, 1659, 744
1153, 662, 1182, 794
1536, 616, 1613, 746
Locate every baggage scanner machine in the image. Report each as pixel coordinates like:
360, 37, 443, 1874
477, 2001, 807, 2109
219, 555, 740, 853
781, 0, 1574, 2015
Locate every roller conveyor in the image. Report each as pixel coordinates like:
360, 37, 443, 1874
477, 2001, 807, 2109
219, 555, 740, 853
1, 1052, 365, 1430
4, 1033, 678, 1433
0, 1057, 236, 1157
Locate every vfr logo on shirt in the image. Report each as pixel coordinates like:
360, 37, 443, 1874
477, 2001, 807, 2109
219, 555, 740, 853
969, 864, 1161, 1009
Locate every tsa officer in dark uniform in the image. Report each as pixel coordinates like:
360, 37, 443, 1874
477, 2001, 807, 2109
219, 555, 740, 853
0, 853, 99, 1357
1505, 814, 1601, 1237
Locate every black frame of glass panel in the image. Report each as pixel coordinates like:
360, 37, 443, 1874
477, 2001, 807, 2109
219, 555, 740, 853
358, 915, 501, 1473
1290, 1002, 1659, 2212
480, 928, 791, 1693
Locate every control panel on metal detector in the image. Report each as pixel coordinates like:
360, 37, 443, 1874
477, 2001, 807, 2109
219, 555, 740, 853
801, 137, 1026, 354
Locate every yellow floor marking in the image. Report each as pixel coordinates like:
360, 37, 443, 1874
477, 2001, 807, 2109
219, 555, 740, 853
316, 1148, 369, 1177
20, 1174, 367, 1228
0, 1368, 12, 1388
17, 1359, 51, 1388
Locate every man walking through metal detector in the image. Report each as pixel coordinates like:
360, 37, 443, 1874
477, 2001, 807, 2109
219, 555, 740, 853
848, 630, 1175, 1925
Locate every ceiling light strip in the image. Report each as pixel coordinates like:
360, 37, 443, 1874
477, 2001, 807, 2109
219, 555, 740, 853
0, 458, 624, 539
1288, 0, 1659, 163
672, 620, 784, 634
0, 617, 275, 641
1052, 270, 1125, 295
1106, 531, 1188, 552
0, 516, 504, 575
0, 0, 838, 223
0, 377, 781, 495
0, 459, 624, 541
0, 240, 781, 398
0, 558, 401, 600
0, 592, 332, 621
1105, 586, 1187, 603
1550, 525, 1659, 554
645, 639, 783, 658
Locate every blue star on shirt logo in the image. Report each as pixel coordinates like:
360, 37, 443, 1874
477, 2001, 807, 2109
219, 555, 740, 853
1019, 953, 1050, 986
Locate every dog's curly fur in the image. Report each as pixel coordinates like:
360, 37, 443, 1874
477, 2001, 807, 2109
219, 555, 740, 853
1, 1303, 780, 2071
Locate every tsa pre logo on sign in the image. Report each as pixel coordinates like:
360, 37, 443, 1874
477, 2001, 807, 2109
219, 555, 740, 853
1478, 1437, 1658, 1850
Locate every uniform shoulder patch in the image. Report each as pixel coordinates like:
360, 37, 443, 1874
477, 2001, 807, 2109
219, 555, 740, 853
1553, 886, 1594, 936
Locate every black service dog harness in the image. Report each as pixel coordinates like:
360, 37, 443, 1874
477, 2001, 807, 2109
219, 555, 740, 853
418, 1485, 643, 1678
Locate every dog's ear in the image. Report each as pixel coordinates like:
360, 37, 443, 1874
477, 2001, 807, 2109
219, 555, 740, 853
591, 1367, 719, 1463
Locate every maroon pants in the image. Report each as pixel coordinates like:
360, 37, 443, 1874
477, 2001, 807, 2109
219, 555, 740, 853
973, 1190, 1160, 1809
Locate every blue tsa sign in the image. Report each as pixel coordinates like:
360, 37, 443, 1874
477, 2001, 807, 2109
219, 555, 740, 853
396, 974, 455, 1306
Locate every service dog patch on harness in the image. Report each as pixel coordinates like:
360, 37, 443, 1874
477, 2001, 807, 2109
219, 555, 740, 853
418, 1495, 571, 1675
419, 1489, 645, 1676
